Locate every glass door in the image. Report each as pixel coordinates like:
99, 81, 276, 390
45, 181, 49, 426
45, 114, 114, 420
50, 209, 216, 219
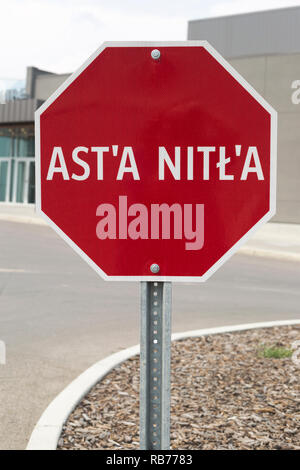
28, 161, 35, 204
0, 124, 35, 204
11, 158, 35, 203
0, 158, 12, 202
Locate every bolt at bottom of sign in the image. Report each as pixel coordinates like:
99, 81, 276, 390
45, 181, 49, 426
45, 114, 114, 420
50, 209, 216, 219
150, 264, 160, 274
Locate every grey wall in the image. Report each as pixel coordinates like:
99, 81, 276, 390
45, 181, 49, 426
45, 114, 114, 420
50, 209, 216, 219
0, 67, 70, 123
0, 99, 43, 123
188, 6, 300, 59
228, 53, 300, 223
25, 66, 70, 101
34, 73, 70, 101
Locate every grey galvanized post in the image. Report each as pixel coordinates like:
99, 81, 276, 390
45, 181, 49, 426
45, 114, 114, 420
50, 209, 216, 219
140, 281, 172, 450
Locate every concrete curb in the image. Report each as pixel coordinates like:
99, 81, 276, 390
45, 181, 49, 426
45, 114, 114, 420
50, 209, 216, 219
0, 214, 47, 226
239, 246, 300, 262
26, 319, 300, 451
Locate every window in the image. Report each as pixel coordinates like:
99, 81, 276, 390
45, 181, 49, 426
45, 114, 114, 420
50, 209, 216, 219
0, 125, 34, 157
0, 124, 35, 203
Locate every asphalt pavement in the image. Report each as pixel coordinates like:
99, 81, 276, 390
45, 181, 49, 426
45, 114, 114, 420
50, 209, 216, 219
0, 220, 300, 449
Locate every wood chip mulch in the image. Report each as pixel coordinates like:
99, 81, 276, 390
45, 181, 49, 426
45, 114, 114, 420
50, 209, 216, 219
58, 326, 300, 450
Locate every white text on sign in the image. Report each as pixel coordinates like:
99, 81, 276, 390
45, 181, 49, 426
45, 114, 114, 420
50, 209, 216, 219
46, 146, 264, 181
46, 145, 265, 251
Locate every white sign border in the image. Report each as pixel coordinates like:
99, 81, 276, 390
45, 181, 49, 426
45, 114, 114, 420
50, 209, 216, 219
35, 41, 277, 282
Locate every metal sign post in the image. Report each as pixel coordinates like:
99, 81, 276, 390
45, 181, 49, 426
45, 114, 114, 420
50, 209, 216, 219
140, 281, 172, 450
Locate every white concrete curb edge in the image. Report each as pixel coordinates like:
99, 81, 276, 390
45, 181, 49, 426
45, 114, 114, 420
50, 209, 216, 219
239, 246, 300, 262
26, 344, 140, 451
26, 319, 300, 450
0, 214, 47, 226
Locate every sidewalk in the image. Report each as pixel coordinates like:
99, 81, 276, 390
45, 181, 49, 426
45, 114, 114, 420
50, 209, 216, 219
239, 221, 300, 261
1, 203, 300, 262
0, 203, 46, 226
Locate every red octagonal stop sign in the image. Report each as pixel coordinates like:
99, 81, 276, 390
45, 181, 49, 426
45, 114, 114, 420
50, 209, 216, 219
36, 42, 277, 281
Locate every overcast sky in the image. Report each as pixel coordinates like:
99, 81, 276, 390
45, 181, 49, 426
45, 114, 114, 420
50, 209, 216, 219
1, 0, 300, 79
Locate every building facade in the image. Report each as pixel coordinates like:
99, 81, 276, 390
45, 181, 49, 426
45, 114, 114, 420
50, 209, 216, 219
188, 6, 300, 223
0, 67, 69, 205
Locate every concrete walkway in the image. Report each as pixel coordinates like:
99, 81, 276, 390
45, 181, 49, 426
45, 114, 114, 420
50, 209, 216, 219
0, 203, 46, 226
1, 203, 300, 262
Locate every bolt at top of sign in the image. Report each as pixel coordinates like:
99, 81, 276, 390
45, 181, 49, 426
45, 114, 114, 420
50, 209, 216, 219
36, 41, 277, 282
151, 49, 161, 60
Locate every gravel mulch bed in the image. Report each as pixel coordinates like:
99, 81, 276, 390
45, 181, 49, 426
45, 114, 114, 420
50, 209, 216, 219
58, 326, 300, 450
